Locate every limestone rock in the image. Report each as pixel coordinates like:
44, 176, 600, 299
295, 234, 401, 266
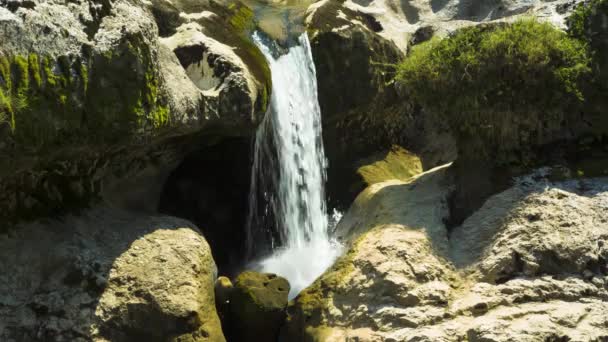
285, 166, 608, 341
227, 271, 290, 342
161, 22, 266, 130
0, 208, 225, 341
307, 0, 584, 52
0, 0, 271, 227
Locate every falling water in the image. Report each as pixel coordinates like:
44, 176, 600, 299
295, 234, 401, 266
246, 32, 342, 299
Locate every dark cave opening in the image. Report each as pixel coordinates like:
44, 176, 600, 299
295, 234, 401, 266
158, 137, 254, 276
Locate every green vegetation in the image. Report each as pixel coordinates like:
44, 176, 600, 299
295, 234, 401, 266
396, 19, 594, 163
567, 0, 607, 42
397, 19, 590, 133
568, 0, 608, 134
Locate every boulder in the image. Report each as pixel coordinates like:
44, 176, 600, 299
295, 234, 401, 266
0, 207, 225, 341
284, 166, 608, 341
226, 271, 290, 342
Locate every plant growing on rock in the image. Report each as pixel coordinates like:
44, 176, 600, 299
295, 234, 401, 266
397, 19, 592, 164
568, 0, 608, 134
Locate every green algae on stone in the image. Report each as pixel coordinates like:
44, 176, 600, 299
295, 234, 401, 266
0, 47, 171, 149
227, 271, 289, 342
357, 145, 422, 186
225, 1, 272, 113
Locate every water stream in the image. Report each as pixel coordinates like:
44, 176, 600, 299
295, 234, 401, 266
246, 33, 342, 299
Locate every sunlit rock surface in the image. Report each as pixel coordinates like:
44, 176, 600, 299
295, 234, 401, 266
0, 208, 224, 341
285, 166, 608, 341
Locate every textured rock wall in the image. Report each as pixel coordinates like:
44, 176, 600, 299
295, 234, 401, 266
285, 166, 608, 341
0, 0, 271, 228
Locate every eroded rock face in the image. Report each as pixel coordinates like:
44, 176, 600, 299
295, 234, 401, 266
285, 166, 608, 341
304, 0, 587, 210
0, 0, 270, 227
0, 208, 224, 341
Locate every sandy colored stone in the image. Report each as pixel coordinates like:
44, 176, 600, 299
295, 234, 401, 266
0, 208, 225, 341
286, 166, 608, 341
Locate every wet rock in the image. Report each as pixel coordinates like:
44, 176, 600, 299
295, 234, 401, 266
226, 271, 290, 342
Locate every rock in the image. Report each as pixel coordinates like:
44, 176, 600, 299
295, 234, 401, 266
305, 1, 457, 209
356, 145, 423, 186
304, 0, 588, 210
0, 207, 225, 341
227, 271, 290, 342
0, 0, 271, 227
214, 276, 234, 334
307, 0, 584, 52
284, 166, 608, 341
450, 171, 608, 284
215, 276, 234, 309
161, 21, 266, 134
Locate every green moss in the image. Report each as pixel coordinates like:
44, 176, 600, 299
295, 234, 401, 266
218, 2, 271, 114
42, 56, 58, 88
357, 145, 422, 185
567, 0, 605, 41
0, 56, 10, 87
568, 0, 608, 135
12, 55, 30, 110
0, 42, 172, 149
152, 105, 170, 128
0, 87, 13, 128
228, 3, 255, 32
294, 232, 366, 318
78, 63, 89, 94
28, 54, 41, 89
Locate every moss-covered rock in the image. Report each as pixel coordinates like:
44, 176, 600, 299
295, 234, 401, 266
568, 0, 608, 135
0, 0, 272, 227
397, 19, 592, 160
225, 271, 290, 342
305, 3, 413, 209
396, 19, 604, 223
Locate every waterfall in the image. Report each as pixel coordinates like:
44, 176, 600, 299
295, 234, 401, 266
246, 32, 342, 299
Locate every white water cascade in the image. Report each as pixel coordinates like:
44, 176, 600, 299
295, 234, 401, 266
246, 32, 342, 299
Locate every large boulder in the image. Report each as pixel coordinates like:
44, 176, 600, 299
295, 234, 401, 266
284, 166, 608, 341
0, 208, 225, 341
